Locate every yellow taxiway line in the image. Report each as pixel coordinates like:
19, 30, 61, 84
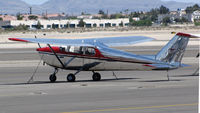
61, 103, 198, 113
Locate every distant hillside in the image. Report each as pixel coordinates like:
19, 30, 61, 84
0, 0, 30, 14
39, 0, 195, 14
0, 0, 197, 15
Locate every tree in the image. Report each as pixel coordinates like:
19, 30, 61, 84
174, 17, 188, 24
132, 11, 141, 17
14, 24, 28, 30
186, 4, 200, 14
129, 17, 134, 23
81, 12, 85, 15
119, 21, 124, 27
66, 22, 70, 28
159, 5, 169, 14
36, 21, 42, 29
78, 19, 85, 27
67, 16, 77, 19
28, 15, 38, 20
162, 17, 171, 26
0, 17, 3, 21
124, 9, 129, 15
110, 13, 125, 19
52, 23, 57, 29
98, 10, 105, 15
16, 13, 23, 20
181, 17, 189, 22
148, 8, 159, 22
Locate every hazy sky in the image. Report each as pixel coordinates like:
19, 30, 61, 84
21, 0, 199, 5
162, 0, 199, 3
21, 0, 49, 5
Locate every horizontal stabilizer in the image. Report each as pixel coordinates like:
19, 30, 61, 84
144, 64, 173, 69
144, 63, 191, 70
180, 64, 191, 67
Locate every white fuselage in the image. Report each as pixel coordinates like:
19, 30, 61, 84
39, 53, 153, 71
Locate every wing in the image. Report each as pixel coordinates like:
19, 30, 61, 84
9, 36, 154, 47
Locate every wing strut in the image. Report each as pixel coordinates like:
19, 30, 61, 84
35, 36, 41, 48
47, 44, 66, 68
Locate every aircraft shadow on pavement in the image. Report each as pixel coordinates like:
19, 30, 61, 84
173, 74, 199, 77
140, 73, 199, 82
140, 79, 182, 82
0, 77, 138, 85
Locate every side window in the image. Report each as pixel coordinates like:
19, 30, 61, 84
59, 47, 65, 52
69, 46, 83, 54
85, 47, 95, 55
66, 46, 71, 52
66, 46, 95, 55
69, 46, 75, 53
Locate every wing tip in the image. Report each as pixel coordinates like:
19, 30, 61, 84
8, 38, 29, 42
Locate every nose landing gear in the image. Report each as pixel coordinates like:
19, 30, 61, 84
49, 68, 58, 82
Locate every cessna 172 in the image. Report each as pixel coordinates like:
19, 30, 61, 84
9, 32, 199, 82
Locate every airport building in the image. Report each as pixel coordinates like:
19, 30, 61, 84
3, 18, 129, 29
191, 10, 200, 22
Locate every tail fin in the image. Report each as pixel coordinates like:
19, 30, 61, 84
156, 32, 199, 65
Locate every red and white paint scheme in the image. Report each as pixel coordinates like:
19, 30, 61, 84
9, 32, 199, 82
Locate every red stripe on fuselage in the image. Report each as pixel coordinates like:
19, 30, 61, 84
37, 46, 150, 64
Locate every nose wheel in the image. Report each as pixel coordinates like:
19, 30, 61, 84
92, 72, 101, 81
49, 74, 57, 82
49, 68, 58, 82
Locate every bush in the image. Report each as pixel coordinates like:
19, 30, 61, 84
130, 20, 152, 26
194, 20, 200, 26
28, 15, 38, 20
162, 17, 171, 26
13, 24, 28, 31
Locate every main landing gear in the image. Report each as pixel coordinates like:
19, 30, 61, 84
67, 73, 76, 82
92, 72, 101, 81
66, 71, 101, 82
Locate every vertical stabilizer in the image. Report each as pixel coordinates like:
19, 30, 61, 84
156, 32, 198, 65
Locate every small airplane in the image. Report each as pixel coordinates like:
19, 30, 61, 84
9, 32, 199, 82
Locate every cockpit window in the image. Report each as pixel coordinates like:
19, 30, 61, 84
60, 46, 95, 56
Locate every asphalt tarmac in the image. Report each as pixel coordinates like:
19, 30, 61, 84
0, 45, 199, 113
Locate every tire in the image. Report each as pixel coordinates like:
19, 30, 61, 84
92, 73, 101, 81
67, 73, 76, 82
49, 74, 57, 82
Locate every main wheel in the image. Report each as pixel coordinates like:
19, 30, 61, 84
67, 73, 76, 82
92, 72, 101, 81
49, 74, 57, 82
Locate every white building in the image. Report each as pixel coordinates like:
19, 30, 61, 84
191, 10, 200, 22
9, 18, 129, 29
